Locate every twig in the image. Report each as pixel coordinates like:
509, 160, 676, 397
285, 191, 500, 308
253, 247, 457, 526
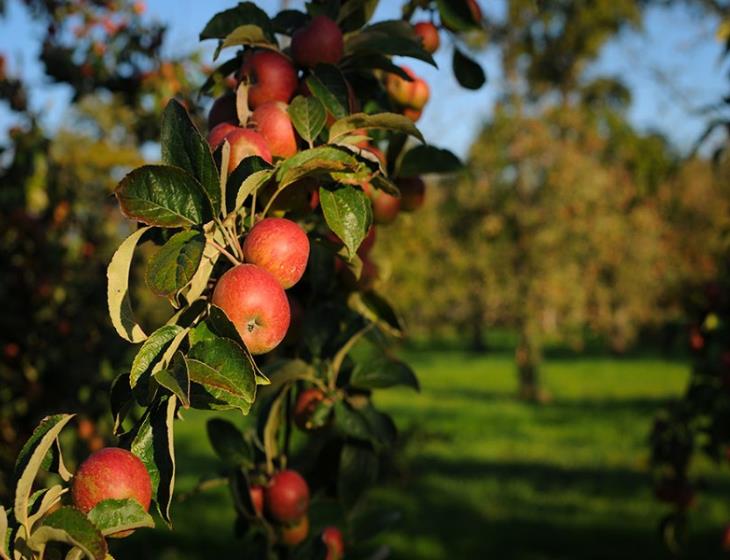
207, 239, 241, 266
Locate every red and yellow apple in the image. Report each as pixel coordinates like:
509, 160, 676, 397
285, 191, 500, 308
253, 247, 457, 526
265, 469, 310, 523
294, 388, 326, 431
242, 218, 310, 289
396, 177, 426, 211
225, 127, 273, 172
240, 50, 298, 109
250, 484, 264, 516
322, 526, 345, 560
208, 92, 237, 130
291, 15, 344, 68
251, 101, 298, 158
280, 515, 309, 547
413, 22, 440, 54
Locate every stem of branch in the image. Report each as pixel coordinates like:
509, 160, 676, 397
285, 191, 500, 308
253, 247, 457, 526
207, 240, 241, 266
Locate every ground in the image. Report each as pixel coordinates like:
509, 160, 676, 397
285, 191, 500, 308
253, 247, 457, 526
113, 349, 730, 559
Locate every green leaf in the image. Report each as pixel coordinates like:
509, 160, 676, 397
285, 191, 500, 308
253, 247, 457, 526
199, 56, 241, 96
360, 405, 397, 447
219, 24, 276, 52
452, 47, 486, 90
27, 485, 66, 529
234, 169, 273, 212
186, 338, 256, 414
13, 414, 74, 531
350, 358, 419, 391
436, 0, 482, 32
288, 96, 326, 145
305, 65, 350, 120
342, 54, 411, 80
226, 155, 272, 213
207, 306, 267, 385
206, 419, 253, 468
107, 226, 151, 343
329, 112, 424, 143
184, 233, 221, 304
124, 396, 177, 526
345, 20, 436, 66
29, 507, 107, 560
369, 174, 399, 197
115, 165, 212, 228
319, 185, 372, 260
0, 506, 7, 560
338, 443, 377, 509
130, 325, 184, 388
276, 146, 362, 190
146, 230, 205, 297
200, 2, 273, 41
348, 291, 405, 337
333, 400, 373, 441
87, 499, 155, 537
272, 9, 308, 34
110, 374, 133, 435
153, 353, 191, 409
161, 100, 221, 213
398, 145, 463, 176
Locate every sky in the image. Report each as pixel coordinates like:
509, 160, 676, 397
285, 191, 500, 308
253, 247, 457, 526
0, 0, 726, 158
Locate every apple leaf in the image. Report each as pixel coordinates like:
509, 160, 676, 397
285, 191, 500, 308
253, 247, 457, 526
333, 400, 373, 442
13, 414, 74, 531
87, 499, 155, 537
29, 507, 107, 560
359, 405, 397, 448
110, 374, 133, 435
130, 325, 184, 388
115, 165, 212, 228
272, 9, 308, 34
288, 95, 326, 145
349, 357, 419, 391
338, 443, 378, 509
107, 226, 151, 343
436, 0, 482, 32
233, 169, 273, 213
329, 112, 425, 144
206, 419, 254, 468
207, 306, 268, 385
369, 174, 400, 197
276, 146, 362, 190
154, 352, 191, 409
397, 145, 463, 176
200, 2, 273, 41
160, 100, 221, 213
348, 290, 405, 337
305, 65, 350, 120
452, 47, 486, 90
146, 230, 206, 297
217, 24, 276, 58
344, 21, 436, 67
226, 155, 272, 213
186, 337, 256, 413
184, 232, 222, 304
319, 185, 372, 260
26, 485, 66, 530
122, 395, 177, 526
199, 56, 241, 96
0, 506, 8, 560
342, 53, 412, 80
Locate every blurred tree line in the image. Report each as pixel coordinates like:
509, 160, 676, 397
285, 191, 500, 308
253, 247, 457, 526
379, 0, 730, 400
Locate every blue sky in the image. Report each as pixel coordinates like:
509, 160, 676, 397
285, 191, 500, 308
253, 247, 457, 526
0, 0, 726, 158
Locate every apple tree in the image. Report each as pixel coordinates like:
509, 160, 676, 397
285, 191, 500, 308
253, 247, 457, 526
0, 1, 487, 559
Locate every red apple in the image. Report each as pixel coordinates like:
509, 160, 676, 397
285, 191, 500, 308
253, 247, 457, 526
211, 264, 290, 354
251, 101, 298, 158
265, 470, 310, 523
291, 15, 344, 68
250, 484, 264, 516
397, 177, 426, 211
225, 128, 273, 172
280, 515, 309, 547
722, 524, 730, 550
358, 226, 376, 256
207, 122, 238, 151
410, 79, 430, 110
371, 189, 401, 224
208, 92, 237, 130
385, 67, 430, 112
403, 107, 422, 122
242, 218, 310, 289
240, 50, 298, 109
294, 388, 326, 431
322, 526, 345, 560
413, 22, 440, 54
71, 448, 152, 537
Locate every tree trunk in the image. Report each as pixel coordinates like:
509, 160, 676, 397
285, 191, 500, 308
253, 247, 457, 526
468, 293, 488, 353
515, 324, 546, 402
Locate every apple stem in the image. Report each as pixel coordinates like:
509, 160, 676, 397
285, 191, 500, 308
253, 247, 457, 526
206, 240, 241, 266
261, 187, 283, 218
250, 191, 258, 229
216, 219, 242, 260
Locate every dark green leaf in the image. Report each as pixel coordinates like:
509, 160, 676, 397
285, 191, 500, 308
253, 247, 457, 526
288, 96, 326, 144
87, 499, 155, 537
350, 507, 402, 542
452, 47, 486, 90
319, 185, 372, 259
110, 373, 133, 435
276, 147, 362, 189
338, 0, 379, 33
130, 325, 184, 388
206, 419, 253, 468
436, 0, 482, 32
348, 290, 405, 337
225, 155, 272, 214
29, 507, 107, 560
334, 401, 372, 441
271, 9, 308, 34
338, 443, 377, 508
342, 54, 412, 80
305, 65, 350, 120
398, 145, 463, 176
208, 306, 268, 386
200, 2, 273, 41
199, 56, 241, 96
219, 24, 276, 52
329, 112, 424, 143
145, 230, 205, 297
345, 21, 436, 66
115, 165, 211, 227
350, 358, 419, 391
161, 100, 221, 212
154, 353, 191, 408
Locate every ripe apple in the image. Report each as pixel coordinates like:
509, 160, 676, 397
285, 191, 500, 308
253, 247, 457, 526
413, 22, 440, 54
722, 524, 730, 550
358, 226, 376, 256
322, 526, 345, 560
403, 107, 422, 122
385, 67, 430, 112
208, 92, 237, 130
207, 122, 238, 151
250, 484, 264, 516
291, 15, 344, 68
371, 189, 401, 225
71, 448, 152, 537
251, 101, 298, 158
397, 177, 426, 211
410, 78, 430, 110
240, 50, 298, 109
294, 388, 326, 430
211, 264, 290, 354
265, 469, 310, 523
225, 127, 273, 172
242, 218, 310, 289
280, 515, 309, 547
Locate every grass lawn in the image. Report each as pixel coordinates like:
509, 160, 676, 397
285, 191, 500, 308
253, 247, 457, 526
113, 350, 730, 559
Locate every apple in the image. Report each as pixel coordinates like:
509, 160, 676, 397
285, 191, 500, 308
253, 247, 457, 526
250, 484, 264, 516
358, 226, 376, 256
240, 50, 298, 109
385, 67, 430, 111
251, 101, 298, 158
322, 526, 345, 560
242, 218, 310, 289
280, 515, 309, 547
265, 469, 310, 523
413, 22, 440, 54
722, 524, 730, 551
208, 92, 237, 130
291, 15, 344, 68
211, 264, 290, 354
410, 78, 430, 110
403, 107, 422, 122
207, 122, 238, 151
294, 388, 326, 430
397, 177, 426, 211
371, 189, 401, 225
225, 128, 273, 172
71, 448, 152, 537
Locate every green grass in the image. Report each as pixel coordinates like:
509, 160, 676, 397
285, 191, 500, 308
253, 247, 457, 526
113, 351, 730, 559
